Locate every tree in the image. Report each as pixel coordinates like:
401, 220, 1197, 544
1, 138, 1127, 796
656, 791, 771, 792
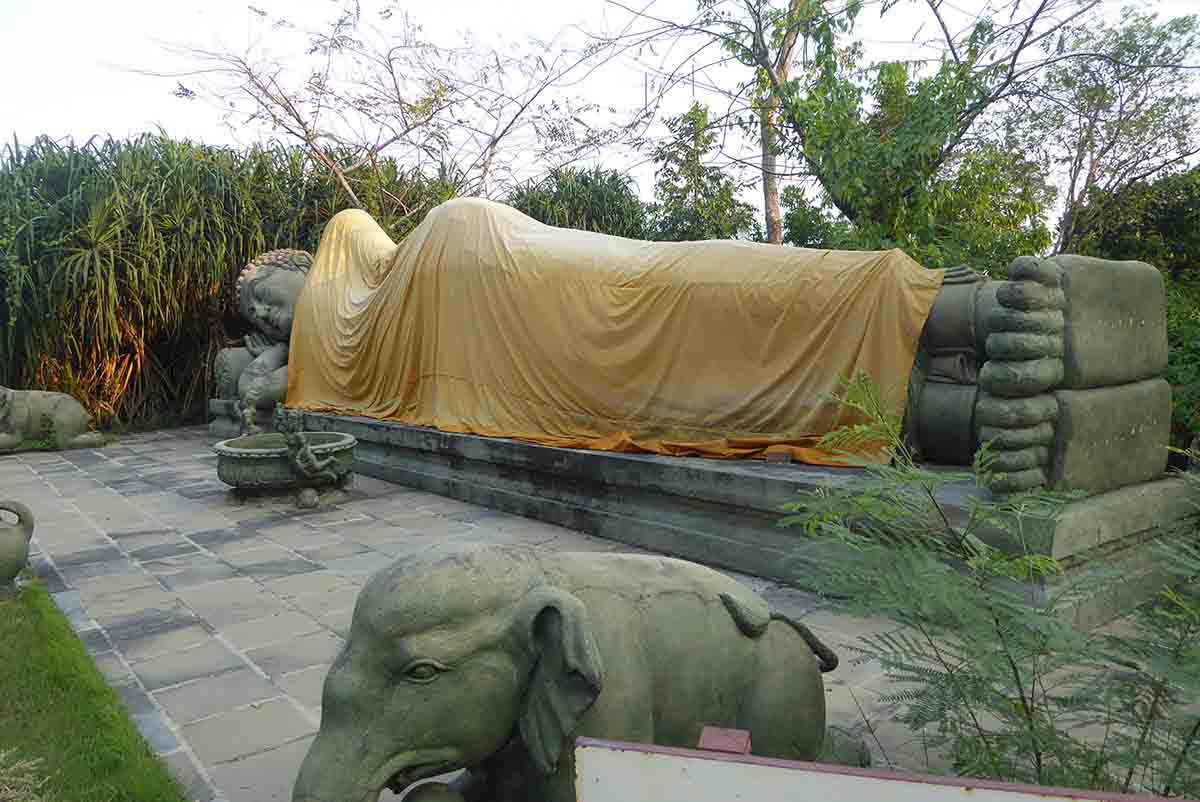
781, 185, 851, 248
647, 103, 760, 241
1017, 12, 1200, 254
923, 145, 1055, 271
702, 0, 811, 244
159, 1, 630, 209
605, 0, 1094, 252
1073, 167, 1200, 280
780, 144, 1053, 270
507, 166, 648, 238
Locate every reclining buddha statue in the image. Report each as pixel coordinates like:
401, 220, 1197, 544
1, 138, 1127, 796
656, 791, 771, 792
211, 197, 1172, 496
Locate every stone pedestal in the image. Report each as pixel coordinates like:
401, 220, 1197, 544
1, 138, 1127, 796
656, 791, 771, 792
978, 476, 1197, 629
292, 410, 1196, 629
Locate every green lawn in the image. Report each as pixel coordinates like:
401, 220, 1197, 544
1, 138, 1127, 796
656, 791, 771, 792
0, 583, 186, 802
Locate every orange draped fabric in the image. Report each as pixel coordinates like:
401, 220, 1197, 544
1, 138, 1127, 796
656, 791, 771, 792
287, 198, 943, 465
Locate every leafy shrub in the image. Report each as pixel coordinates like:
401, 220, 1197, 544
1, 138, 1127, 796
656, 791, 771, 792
782, 375, 1200, 795
0, 134, 456, 429
507, 166, 647, 239
1165, 278, 1200, 456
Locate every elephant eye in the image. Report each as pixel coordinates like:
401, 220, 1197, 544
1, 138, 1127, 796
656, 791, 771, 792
401, 659, 448, 684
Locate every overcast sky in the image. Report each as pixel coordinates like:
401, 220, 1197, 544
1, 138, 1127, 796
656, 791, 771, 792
1, 0, 1195, 204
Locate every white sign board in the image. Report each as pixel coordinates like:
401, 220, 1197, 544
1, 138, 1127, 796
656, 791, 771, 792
574, 739, 1183, 802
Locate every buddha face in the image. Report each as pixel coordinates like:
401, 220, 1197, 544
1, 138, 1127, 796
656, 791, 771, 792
239, 266, 308, 342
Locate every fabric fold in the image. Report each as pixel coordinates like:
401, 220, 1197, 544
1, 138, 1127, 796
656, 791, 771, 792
287, 198, 944, 465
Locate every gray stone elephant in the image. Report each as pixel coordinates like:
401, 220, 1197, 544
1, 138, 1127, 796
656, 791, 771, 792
0, 386, 105, 452
292, 543, 838, 802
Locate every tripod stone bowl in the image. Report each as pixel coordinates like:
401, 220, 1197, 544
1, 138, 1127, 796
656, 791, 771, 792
213, 431, 357, 492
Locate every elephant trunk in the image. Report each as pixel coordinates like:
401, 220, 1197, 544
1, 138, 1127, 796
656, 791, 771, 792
293, 732, 383, 802
0, 501, 34, 543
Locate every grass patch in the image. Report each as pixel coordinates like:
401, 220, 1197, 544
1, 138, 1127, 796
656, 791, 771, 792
0, 583, 186, 802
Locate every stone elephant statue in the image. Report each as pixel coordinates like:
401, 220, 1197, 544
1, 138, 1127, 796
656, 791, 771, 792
292, 543, 838, 802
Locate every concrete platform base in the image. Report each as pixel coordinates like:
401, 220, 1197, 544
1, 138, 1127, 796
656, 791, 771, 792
293, 411, 1196, 628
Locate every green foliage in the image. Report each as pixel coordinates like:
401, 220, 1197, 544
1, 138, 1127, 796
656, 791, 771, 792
647, 103, 760, 242
923, 147, 1054, 273
782, 144, 1053, 269
1027, 12, 1200, 253
1163, 279, 1200, 451
1072, 166, 1200, 451
506, 166, 647, 238
1075, 168, 1200, 281
0, 133, 456, 429
0, 751, 48, 802
780, 186, 853, 249
0, 584, 187, 802
781, 375, 1200, 794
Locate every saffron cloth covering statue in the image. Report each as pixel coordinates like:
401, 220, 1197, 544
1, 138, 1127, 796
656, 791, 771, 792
286, 198, 944, 465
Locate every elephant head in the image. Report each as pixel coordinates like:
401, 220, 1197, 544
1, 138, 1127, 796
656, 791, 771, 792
292, 545, 604, 802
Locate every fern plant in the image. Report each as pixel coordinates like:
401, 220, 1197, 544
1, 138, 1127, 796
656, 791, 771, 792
783, 373, 1200, 796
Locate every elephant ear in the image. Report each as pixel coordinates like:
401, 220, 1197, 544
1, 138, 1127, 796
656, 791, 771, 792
516, 587, 604, 776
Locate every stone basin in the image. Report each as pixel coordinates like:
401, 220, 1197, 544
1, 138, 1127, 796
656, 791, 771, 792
213, 431, 357, 490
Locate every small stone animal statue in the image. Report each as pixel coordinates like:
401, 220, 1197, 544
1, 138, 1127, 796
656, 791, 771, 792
0, 386, 105, 452
292, 543, 838, 802
0, 500, 34, 597
275, 405, 340, 483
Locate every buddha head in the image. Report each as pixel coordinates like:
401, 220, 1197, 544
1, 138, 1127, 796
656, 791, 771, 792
236, 249, 313, 343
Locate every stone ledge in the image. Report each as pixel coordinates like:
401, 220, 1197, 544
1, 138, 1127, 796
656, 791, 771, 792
294, 412, 1197, 626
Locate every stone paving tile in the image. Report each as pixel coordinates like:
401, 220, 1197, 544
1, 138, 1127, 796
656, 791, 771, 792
77, 627, 113, 656
218, 610, 325, 651
132, 708, 182, 754
275, 664, 329, 712
176, 577, 290, 629
110, 530, 187, 553
27, 425, 933, 797
128, 540, 200, 562
336, 523, 416, 548
132, 638, 245, 691
245, 630, 344, 679
86, 584, 181, 625
187, 526, 261, 552
371, 535, 448, 558
119, 623, 215, 664
316, 605, 356, 638
114, 679, 158, 717
206, 734, 315, 802
154, 667, 281, 725
28, 557, 67, 592
221, 544, 301, 567
183, 698, 316, 766
93, 651, 134, 683
50, 589, 96, 631
74, 570, 162, 603
164, 751, 219, 802
293, 538, 370, 562
105, 603, 204, 646
289, 586, 364, 622
322, 552, 388, 579
238, 557, 323, 581
263, 570, 355, 600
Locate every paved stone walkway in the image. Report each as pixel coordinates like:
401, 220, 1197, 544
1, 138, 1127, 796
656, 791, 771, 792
3, 426, 920, 802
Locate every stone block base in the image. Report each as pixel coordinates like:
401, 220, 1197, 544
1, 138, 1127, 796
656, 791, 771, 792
1051, 379, 1170, 493
980, 476, 1197, 629
294, 411, 1195, 629
1055, 255, 1167, 388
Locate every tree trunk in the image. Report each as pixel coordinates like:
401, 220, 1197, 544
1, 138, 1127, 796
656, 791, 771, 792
760, 101, 783, 244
